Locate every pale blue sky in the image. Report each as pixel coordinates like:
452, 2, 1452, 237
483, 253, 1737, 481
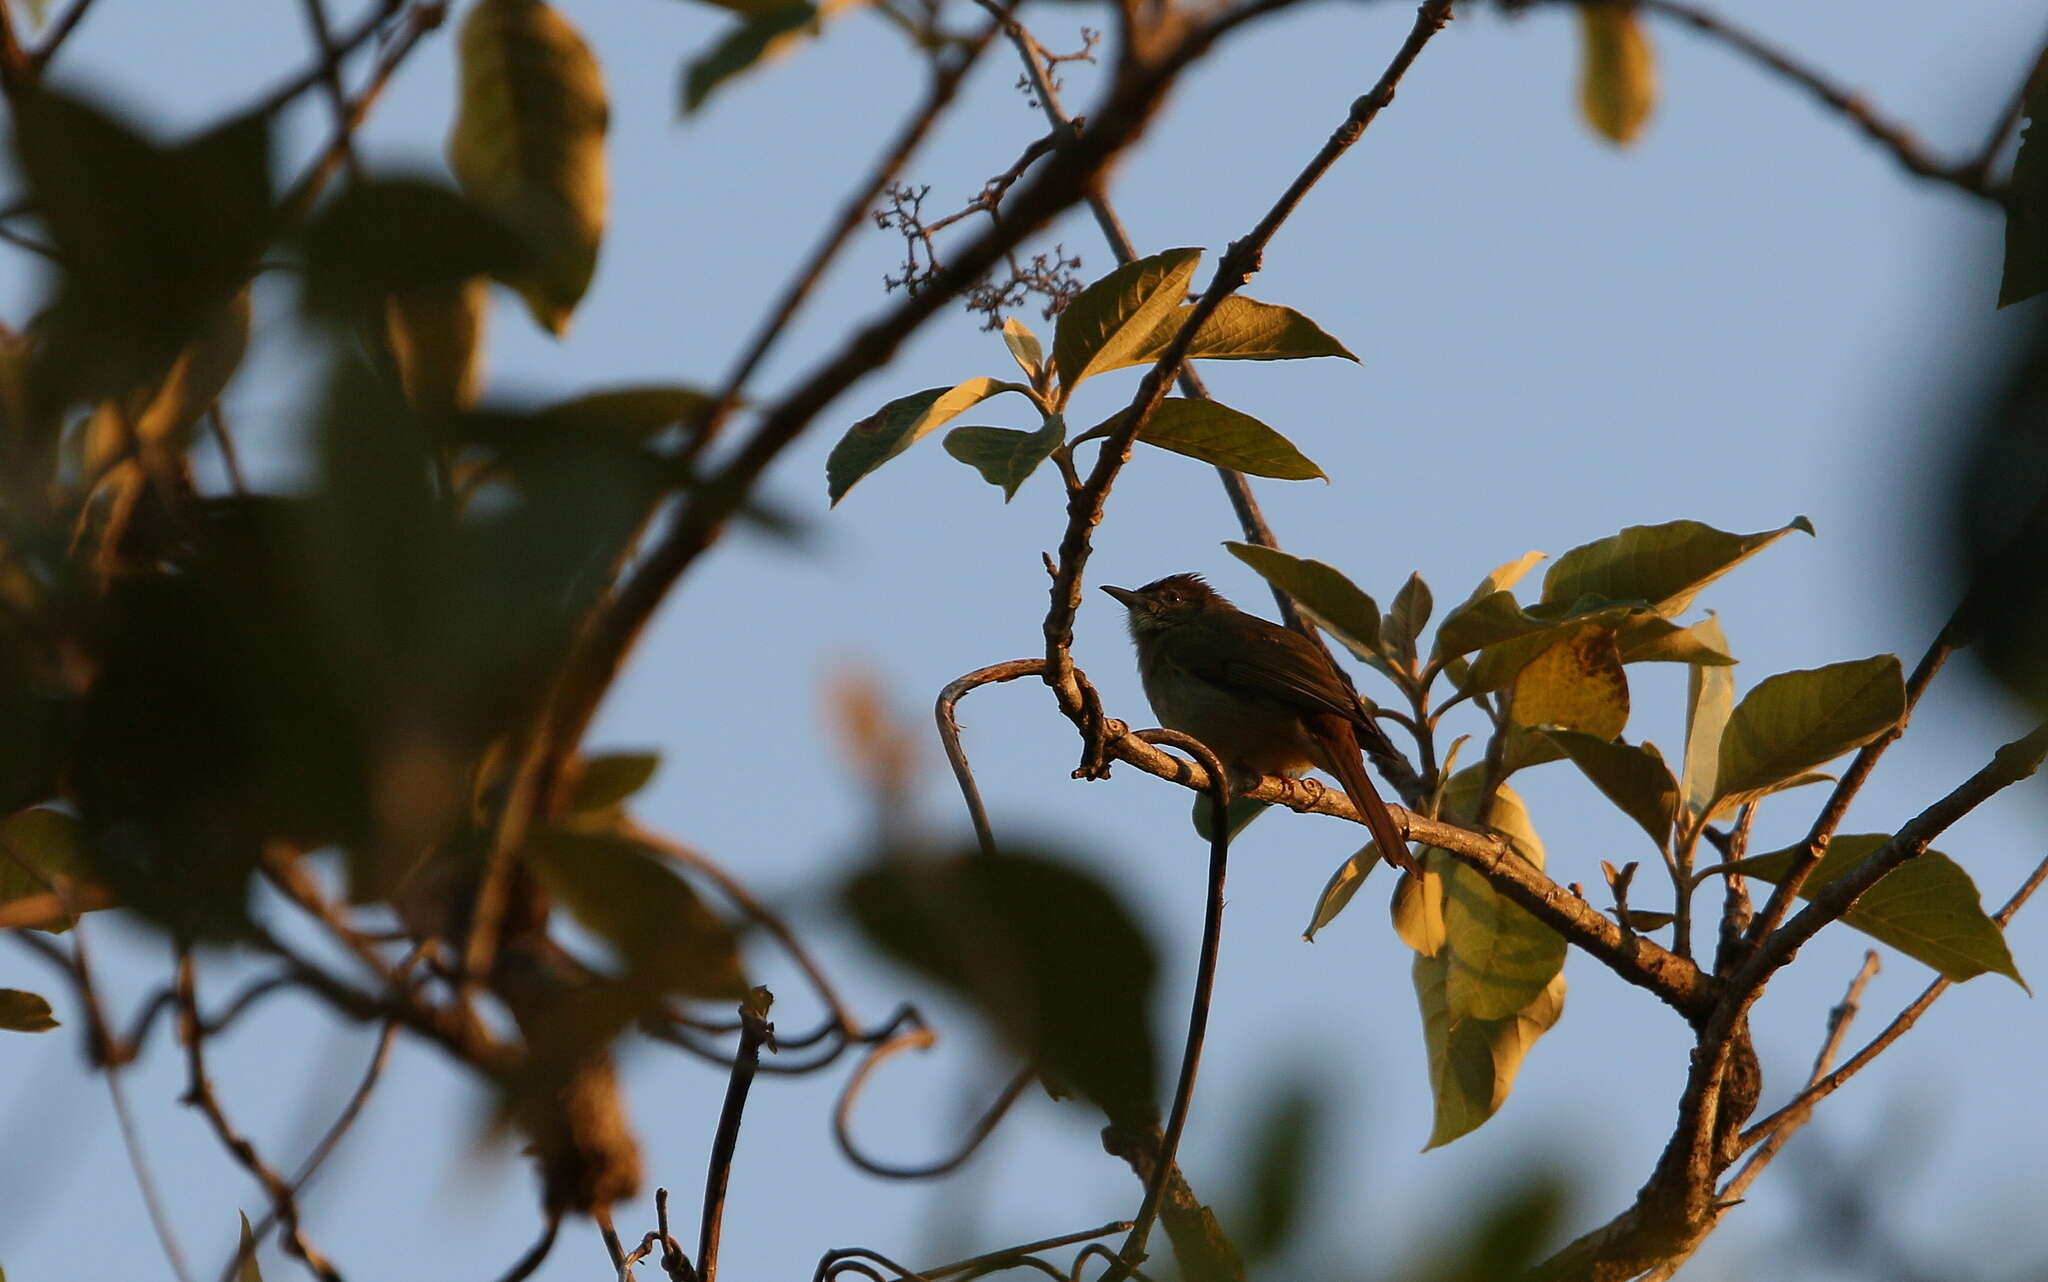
3, 1, 2046, 1279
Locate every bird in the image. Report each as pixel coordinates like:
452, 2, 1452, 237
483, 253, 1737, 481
1100, 573, 1419, 874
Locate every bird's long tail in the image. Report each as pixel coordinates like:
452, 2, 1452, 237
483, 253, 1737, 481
1311, 716, 1420, 875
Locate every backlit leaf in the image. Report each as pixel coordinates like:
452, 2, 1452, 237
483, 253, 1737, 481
1418, 966, 1565, 1149
449, 0, 610, 335
1508, 623, 1629, 740
1100, 295, 1360, 373
1681, 616, 1734, 821
1714, 656, 1903, 812
1304, 844, 1382, 941
1130, 399, 1325, 480
827, 378, 1017, 503
680, 1, 818, 114
1543, 517, 1813, 618
1225, 542, 1381, 659
1052, 248, 1201, 395
1002, 316, 1044, 381
523, 829, 746, 1000
565, 752, 661, 813
943, 414, 1065, 500
1733, 835, 2023, 986
1542, 731, 1676, 852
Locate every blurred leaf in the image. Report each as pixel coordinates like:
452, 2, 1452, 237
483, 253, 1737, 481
1615, 614, 1737, 666
823, 663, 916, 795
826, 377, 1016, 504
845, 846, 1159, 1121
1052, 247, 1201, 394
1225, 542, 1381, 659
236, 1212, 265, 1282
1413, 1176, 1567, 1282
1508, 623, 1629, 740
299, 177, 528, 317
1541, 731, 1676, 852
680, 1, 818, 114
1681, 615, 1734, 821
0, 988, 57, 1032
1089, 398, 1326, 480
565, 752, 661, 813
1576, 5, 1657, 146
537, 384, 716, 440
1732, 835, 2024, 986
1383, 573, 1433, 669
14, 91, 272, 407
1712, 656, 1904, 813
1391, 863, 1446, 956
1542, 517, 1813, 617
2000, 50, 2048, 306
1304, 844, 1381, 941
1002, 316, 1043, 381
449, 0, 610, 335
1101, 295, 1360, 373
0, 806, 108, 930
944, 414, 1065, 500
386, 277, 488, 418
524, 829, 746, 999
1236, 1081, 1324, 1263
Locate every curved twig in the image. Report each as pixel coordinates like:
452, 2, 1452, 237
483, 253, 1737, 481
936, 659, 1049, 857
833, 1030, 1034, 1178
491, 1212, 562, 1282
1107, 728, 1230, 1277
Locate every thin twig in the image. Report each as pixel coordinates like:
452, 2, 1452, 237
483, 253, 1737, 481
698, 997, 775, 1282
176, 957, 344, 1282
924, 1223, 1132, 1280
1110, 727, 1230, 1277
29, 0, 108, 70
834, 1039, 1034, 1178
297, 0, 358, 172
492, 1212, 562, 1282
1719, 949, 1880, 1203
936, 659, 1047, 857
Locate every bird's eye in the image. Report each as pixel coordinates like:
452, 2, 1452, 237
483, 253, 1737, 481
1162, 592, 1180, 604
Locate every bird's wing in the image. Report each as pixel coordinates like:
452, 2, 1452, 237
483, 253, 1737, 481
1174, 617, 1364, 723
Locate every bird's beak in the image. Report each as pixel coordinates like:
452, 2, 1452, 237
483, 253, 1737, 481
1100, 585, 1145, 610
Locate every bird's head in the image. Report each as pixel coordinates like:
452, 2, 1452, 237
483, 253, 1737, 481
1099, 573, 1229, 637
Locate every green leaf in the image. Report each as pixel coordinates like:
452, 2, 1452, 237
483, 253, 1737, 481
523, 829, 746, 1000
0, 806, 102, 930
1615, 614, 1738, 666
1128, 399, 1325, 480
943, 414, 1065, 500
1732, 835, 2024, 986
845, 845, 1159, 1121
1507, 623, 1629, 741
566, 752, 661, 812
1434, 552, 1548, 654
449, 0, 610, 335
1417, 966, 1565, 1150
1224, 542, 1381, 659
1681, 615, 1734, 821
1099, 295, 1360, 373
0, 988, 57, 1032
236, 1212, 265, 1282
2000, 50, 2048, 306
1542, 517, 1814, 617
1052, 247, 1201, 395
825, 378, 1016, 504
15, 92, 272, 408
680, 1, 818, 114
1383, 573, 1434, 669
1713, 656, 1904, 812
1576, 5, 1657, 146
537, 384, 717, 439
1002, 316, 1044, 381
1543, 731, 1676, 852
1194, 795, 1271, 843
1304, 844, 1382, 941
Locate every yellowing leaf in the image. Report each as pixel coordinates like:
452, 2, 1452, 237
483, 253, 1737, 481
449, 0, 609, 335
1509, 623, 1629, 740
1305, 844, 1382, 941
1577, 5, 1657, 146
1097, 295, 1360, 374
1418, 965, 1565, 1149
1002, 316, 1044, 381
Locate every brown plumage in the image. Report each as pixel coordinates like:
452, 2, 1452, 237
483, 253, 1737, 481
1101, 574, 1419, 874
